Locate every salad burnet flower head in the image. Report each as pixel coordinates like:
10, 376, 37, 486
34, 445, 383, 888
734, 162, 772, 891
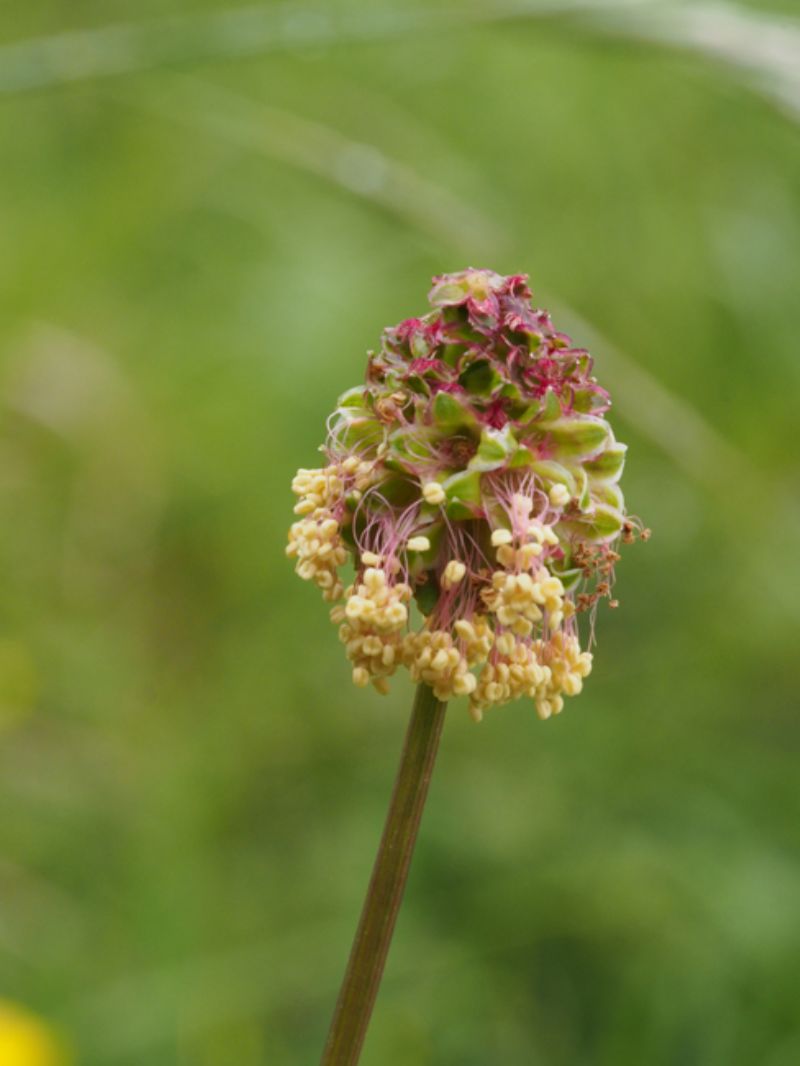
287, 269, 646, 721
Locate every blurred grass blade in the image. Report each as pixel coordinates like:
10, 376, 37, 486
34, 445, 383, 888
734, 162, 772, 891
579, 2, 800, 121
1, 2, 799, 123
117, 76, 506, 260
121, 74, 759, 499
0, 1, 614, 96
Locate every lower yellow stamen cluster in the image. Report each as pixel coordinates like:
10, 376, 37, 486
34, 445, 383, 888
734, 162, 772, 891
334, 568, 412, 694
482, 568, 565, 636
403, 629, 477, 700
288, 470, 596, 722
469, 632, 592, 722
483, 521, 565, 635
540, 631, 593, 702
471, 635, 550, 721
453, 615, 494, 664
401, 613, 496, 702
286, 459, 374, 601
290, 458, 372, 515
286, 514, 347, 601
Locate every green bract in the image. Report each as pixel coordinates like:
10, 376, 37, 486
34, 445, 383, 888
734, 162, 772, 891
326, 269, 628, 605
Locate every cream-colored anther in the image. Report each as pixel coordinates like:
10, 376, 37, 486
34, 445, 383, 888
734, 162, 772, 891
352, 667, 370, 687
291, 463, 347, 515
549, 483, 571, 508
382, 602, 408, 629
407, 536, 431, 552
483, 564, 558, 636
431, 649, 450, 672
345, 595, 371, 620
286, 510, 347, 602
363, 567, 386, 592
469, 635, 553, 719
453, 616, 493, 666
517, 542, 542, 566
536, 698, 554, 720
512, 493, 533, 517
403, 627, 476, 701
441, 559, 466, 590
495, 544, 515, 567
491, 528, 513, 547
495, 632, 515, 656
422, 481, 446, 505
531, 633, 592, 719
523, 518, 560, 549
338, 566, 413, 694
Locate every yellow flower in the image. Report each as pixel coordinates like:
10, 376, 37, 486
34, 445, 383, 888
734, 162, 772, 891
0, 1002, 69, 1066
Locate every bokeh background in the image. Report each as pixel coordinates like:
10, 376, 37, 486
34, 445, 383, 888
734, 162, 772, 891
1, 2, 799, 1064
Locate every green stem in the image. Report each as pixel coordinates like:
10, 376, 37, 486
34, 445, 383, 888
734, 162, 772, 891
320, 683, 448, 1066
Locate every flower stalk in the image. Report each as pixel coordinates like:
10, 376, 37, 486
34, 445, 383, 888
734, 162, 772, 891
320, 683, 447, 1066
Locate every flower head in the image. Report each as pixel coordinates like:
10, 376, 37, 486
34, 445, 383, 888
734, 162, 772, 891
287, 269, 646, 720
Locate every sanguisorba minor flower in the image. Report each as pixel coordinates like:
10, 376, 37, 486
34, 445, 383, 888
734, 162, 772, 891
292, 269, 647, 1066
287, 268, 646, 722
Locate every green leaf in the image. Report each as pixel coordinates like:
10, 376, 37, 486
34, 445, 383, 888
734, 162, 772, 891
518, 390, 561, 425
499, 381, 523, 401
571, 386, 603, 413
440, 342, 463, 367
593, 483, 624, 510
529, 459, 577, 494
510, 454, 578, 494
508, 446, 535, 469
442, 469, 483, 519
585, 443, 627, 484
432, 390, 475, 431
409, 331, 432, 359
518, 402, 541, 425
535, 416, 610, 458
429, 280, 467, 306
386, 427, 436, 470
337, 386, 370, 410
541, 389, 562, 421
458, 358, 501, 396
377, 475, 418, 507
560, 504, 623, 542
587, 505, 624, 538
414, 580, 439, 616
339, 415, 383, 451
573, 466, 590, 510
468, 424, 517, 472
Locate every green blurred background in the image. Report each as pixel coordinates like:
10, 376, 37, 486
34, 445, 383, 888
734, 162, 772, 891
1, 2, 799, 1063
